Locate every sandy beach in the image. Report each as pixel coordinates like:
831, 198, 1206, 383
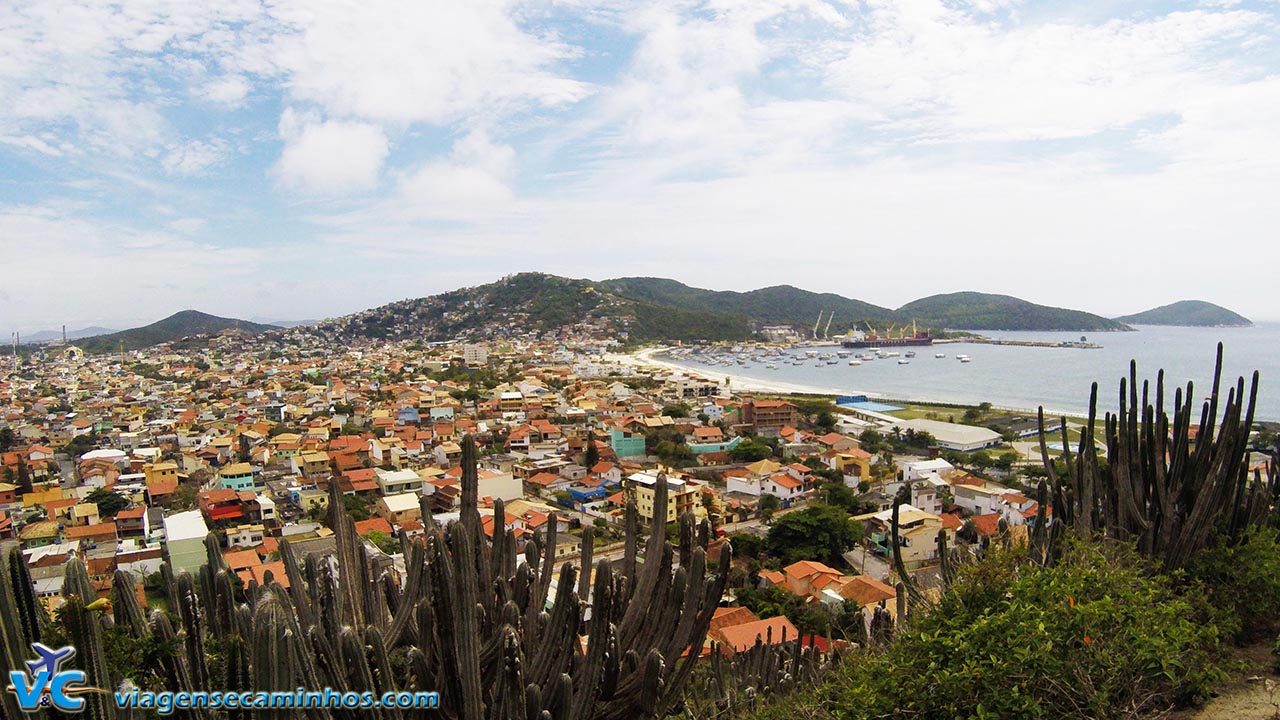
604, 346, 857, 397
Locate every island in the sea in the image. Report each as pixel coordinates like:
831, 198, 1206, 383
1114, 300, 1252, 327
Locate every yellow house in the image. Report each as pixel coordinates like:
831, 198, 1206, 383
856, 504, 953, 570
829, 449, 874, 481
144, 461, 179, 487
744, 458, 783, 478
298, 488, 329, 514
21, 487, 66, 510
626, 472, 703, 526
293, 452, 331, 479
70, 503, 100, 526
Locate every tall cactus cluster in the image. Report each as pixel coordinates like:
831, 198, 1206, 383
684, 632, 843, 718
1036, 344, 1278, 569
0, 435, 734, 719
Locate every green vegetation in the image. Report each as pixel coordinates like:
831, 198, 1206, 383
84, 487, 130, 518
1188, 531, 1280, 643
361, 529, 400, 555
752, 541, 1227, 720
764, 504, 862, 566
896, 291, 1131, 331
597, 276, 893, 330
77, 310, 277, 354
320, 273, 1144, 345
1115, 300, 1251, 327
730, 438, 775, 463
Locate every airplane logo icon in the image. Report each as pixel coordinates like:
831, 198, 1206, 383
25, 643, 76, 679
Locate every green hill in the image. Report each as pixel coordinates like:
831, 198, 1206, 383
1115, 300, 1251, 327
597, 277, 894, 330
320, 275, 1137, 344
895, 292, 1131, 331
75, 310, 277, 353
319, 273, 753, 344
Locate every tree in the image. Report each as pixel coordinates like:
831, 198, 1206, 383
822, 482, 876, 515
969, 451, 993, 470
361, 529, 400, 555
756, 493, 782, 522
84, 487, 129, 518
730, 439, 773, 463
765, 504, 862, 566
859, 429, 884, 453
792, 398, 836, 427
341, 493, 371, 522
0, 427, 14, 452
15, 459, 33, 496
993, 451, 1019, 471
729, 532, 766, 559
735, 585, 803, 619
584, 430, 600, 469
660, 403, 690, 418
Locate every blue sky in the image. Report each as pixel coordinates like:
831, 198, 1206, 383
2, 0, 1278, 333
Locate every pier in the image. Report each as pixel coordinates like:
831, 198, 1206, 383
939, 338, 1102, 349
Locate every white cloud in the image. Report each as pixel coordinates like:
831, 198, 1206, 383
0, 1, 270, 157
823, 4, 1265, 142
162, 139, 230, 176
0, 203, 264, 331
396, 130, 516, 220
264, 0, 590, 126
200, 74, 251, 108
276, 112, 389, 195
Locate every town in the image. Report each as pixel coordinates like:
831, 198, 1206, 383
0, 321, 1112, 663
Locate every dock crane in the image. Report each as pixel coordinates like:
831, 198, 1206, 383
823, 311, 834, 339
813, 311, 825, 339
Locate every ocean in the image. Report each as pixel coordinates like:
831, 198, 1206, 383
657, 323, 1280, 422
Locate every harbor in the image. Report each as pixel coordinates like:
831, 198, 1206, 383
643, 323, 1280, 421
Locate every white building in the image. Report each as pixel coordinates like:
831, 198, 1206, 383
463, 345, 489, 366
903, 458, 955, 482
887, 418, 1001, 452
164, 510, 209, 574
376, 468, 424, 496
477, 469, 522, 502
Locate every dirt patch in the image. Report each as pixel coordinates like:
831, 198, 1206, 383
1170, 644, 1279, 720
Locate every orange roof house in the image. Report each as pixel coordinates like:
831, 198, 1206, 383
712, 616, 800, 655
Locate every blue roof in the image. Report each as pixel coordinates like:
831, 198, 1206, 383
836, 400, 903, 413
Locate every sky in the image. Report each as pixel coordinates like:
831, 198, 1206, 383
2, 0, 1279, 334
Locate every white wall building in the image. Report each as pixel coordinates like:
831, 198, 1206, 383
164, 510, 209, 575
887, 419, 1001, 452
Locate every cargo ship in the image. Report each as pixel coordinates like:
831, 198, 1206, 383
840, 321, 933, 349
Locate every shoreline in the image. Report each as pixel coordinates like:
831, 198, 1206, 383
605, 346, 1092, 419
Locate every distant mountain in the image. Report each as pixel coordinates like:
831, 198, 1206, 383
314, 273, 753, 344
896, 292, 1131, 332
315, 274, 1133, 345
596, 277, 894, 329
250, 317, 317, 328
23, 326, 116, 343
1115, 300, 1251, 327
75, 311, 278, 354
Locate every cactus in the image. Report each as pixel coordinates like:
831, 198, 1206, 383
61, 594, 116, 720
1036, 345, 1275, 568
13, 433, 738, 719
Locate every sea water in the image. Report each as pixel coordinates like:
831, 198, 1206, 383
659, 323, 1280, 421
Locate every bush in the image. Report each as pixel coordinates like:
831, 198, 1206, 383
1187, 530, 1280, 643
751, 539, 1224, 720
